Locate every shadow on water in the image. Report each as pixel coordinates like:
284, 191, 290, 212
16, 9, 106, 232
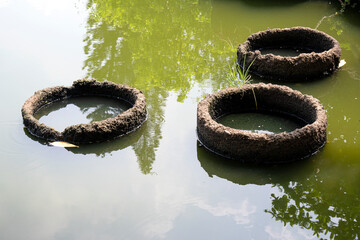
197, 143, 360, 239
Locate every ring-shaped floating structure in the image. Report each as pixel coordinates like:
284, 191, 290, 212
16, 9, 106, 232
237, 27, 341, 81
197, 83, 327, 163
22, 79, 147, 144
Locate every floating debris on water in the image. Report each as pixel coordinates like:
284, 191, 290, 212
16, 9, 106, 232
339, 59, 346, 68
49, 141, 79, 148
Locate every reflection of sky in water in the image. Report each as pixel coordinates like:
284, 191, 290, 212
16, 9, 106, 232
35, 96, 131, 132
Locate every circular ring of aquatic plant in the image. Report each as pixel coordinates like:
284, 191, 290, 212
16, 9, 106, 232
22, 79, 147, 144
237, 27, 341, 81
197, 83, 327, 163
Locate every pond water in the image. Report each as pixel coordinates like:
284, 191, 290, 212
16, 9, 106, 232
1, 0, 360, 239
260, 48, 317, 57
35, 96, 131, 131
218, 112, 306, 134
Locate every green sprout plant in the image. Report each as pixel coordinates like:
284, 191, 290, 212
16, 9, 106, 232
227, 55, 258, 110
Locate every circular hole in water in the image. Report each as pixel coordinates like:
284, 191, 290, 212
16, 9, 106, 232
35, 96, 132, 132
217, 111, 307, 134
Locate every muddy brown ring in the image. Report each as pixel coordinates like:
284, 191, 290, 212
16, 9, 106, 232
196, 83, 327, 163
237, 27, 341, 81
22, 79, 147, 144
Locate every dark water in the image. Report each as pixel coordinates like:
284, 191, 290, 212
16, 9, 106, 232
218, 112, 306, 134
1, 0, 360, 239
35, 96, 131, 131
260, 48, 315, 57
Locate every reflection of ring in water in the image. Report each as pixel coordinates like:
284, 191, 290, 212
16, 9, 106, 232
197, 142, 314, 185
22, 79, 147, 144
23, 122, 144, 157
197, 83, 327, 163
237, 27, 341, 81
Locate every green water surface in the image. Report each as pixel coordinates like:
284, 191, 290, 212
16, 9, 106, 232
260, 48, 315, 56
1, 0, 360, 239
218, 112, 306, 134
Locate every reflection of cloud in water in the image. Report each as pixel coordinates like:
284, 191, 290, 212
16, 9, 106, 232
139, 183, 189, 239
0, 0, 10, 8
142, 198, 257, 239
265, 225, 296, 240
195, 199, 257, 225
265, 225, 321, 240
26, 0, 82, 15
138, 180, 257, 239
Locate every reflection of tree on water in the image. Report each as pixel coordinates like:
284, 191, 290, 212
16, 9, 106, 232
75, 97, 131, 123
84, 0, 232, 94
266, 164, 360, 240
84, 105, 123, 122
131, 88, 166, 175
197, 146, 360, 239
83, 0, 233, 174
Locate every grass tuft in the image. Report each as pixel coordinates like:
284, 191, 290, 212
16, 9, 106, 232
227, 55, 258, 110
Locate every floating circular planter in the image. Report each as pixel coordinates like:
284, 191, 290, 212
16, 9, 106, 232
197, 83, 327, 163
22, 79, 147, 144
237, 27, 341, 81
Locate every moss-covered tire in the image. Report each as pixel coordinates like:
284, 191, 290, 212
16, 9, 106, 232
237, 27, 341, 81
197, 83, 327, 163
22, 79, 147, 144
